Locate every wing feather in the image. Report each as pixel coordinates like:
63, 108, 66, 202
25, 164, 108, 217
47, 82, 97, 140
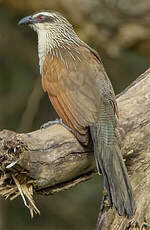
42, 45, 116, 145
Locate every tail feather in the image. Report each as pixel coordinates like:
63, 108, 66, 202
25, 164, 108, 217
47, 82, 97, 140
90, 126, 135, 217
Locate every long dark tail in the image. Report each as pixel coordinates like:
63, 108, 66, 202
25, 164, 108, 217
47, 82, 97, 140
90, 106, 135, 217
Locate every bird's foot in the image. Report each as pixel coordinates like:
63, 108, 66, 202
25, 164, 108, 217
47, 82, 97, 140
40, 118, 72, 133
40, 118, 61, 129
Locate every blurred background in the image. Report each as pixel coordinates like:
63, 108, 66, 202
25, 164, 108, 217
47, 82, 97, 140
0, 0, 150, 229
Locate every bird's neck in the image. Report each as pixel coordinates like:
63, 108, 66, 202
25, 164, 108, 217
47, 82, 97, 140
38, 31, 50, 75
37, 30, 83, 75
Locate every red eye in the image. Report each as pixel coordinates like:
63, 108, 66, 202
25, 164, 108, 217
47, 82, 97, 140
39, 16, 43, 20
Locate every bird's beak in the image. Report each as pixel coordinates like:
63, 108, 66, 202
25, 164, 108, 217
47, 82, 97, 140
18, 15, 34, 25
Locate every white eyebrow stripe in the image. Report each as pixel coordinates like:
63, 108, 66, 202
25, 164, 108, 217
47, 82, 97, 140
33, 12, 54, 18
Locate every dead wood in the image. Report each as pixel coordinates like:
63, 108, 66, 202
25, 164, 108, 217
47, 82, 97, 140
0, 69, 150, 228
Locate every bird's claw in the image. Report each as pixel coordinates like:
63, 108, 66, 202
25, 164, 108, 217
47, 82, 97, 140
40, 118, 73, 133
40, 118, 60, 129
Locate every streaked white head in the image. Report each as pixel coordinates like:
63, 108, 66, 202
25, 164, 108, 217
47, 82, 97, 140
18, 10, 82, 74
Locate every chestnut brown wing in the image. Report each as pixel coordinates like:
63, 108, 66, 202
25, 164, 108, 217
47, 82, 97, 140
42, 45, 116, 145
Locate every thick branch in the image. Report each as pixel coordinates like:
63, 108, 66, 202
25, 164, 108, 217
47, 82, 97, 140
0, 69, 150, 228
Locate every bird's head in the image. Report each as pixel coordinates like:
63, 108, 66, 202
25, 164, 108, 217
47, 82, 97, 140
18, 10, 77, 38
18, 10, 82, 74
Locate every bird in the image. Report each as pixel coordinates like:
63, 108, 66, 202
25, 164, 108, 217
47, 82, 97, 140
18, 10, 135, 217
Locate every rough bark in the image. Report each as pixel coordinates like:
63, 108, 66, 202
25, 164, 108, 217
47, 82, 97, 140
96, 69, 150, 230
0, 68, 150, 228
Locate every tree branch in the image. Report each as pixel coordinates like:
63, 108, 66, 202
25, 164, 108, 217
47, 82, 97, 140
0, 68, 150, 227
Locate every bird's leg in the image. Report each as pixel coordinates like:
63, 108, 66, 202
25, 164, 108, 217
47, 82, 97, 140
40, 118, 73, 133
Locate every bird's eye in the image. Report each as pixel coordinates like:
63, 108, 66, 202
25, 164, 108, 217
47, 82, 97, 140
38, 15, 44, 20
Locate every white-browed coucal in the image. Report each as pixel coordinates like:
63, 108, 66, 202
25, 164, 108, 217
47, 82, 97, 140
18, 10, 135, 217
